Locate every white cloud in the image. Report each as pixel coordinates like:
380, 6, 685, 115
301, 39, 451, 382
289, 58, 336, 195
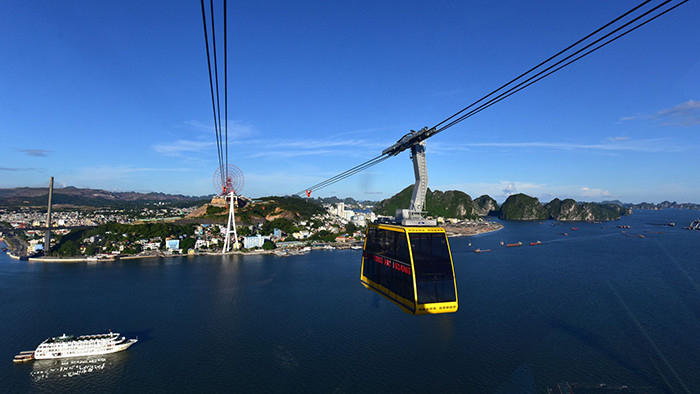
19, 149, 52, 157
431, 137, 684, 153
439, 181, 617, 202
621, 99, 700, 126
579, 187, 611, 198
1, 167, 39, 172
245, 138, 386, 159
247, 149, 338, 159
657, 100, 700, 126
441, 180, 545, 200
62, 165, 196, 189
182, 119, 258, 138
503, 182, 517, 196
266, 139, 379, 150
153, 140, 215, 157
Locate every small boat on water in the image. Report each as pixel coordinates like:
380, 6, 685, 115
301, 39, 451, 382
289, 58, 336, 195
474, 248, 492, 253
506, 242, 522, 247
683, 219, 700, 230
13, 351, 35, 363
624, 234, 645, 238
571, 227, 579, 231
529, 241, 542, 246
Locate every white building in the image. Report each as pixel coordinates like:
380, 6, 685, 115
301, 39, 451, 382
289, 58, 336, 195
344, 210, 354, 221
292, 230, 311, 239
143, 242, 160, 251
243, 235, 266, 249
165, 239, 180, 250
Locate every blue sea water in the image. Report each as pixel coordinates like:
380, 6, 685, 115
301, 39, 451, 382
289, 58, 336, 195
1, 209, 698, 393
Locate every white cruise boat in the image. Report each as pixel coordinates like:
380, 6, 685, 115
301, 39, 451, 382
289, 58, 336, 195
32, 331, 137, 360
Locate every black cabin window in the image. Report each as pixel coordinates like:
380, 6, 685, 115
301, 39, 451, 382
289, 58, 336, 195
364, 227, 413, 301
410, 232, 456, 303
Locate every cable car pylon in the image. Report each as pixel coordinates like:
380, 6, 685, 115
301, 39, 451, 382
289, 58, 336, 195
222, 191, 239, 252
382, 127, 437, 226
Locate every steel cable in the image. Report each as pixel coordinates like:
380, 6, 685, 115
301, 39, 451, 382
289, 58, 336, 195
292, 0, 688, 196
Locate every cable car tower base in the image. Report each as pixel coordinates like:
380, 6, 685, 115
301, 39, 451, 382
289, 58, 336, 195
222, 192, 239, 253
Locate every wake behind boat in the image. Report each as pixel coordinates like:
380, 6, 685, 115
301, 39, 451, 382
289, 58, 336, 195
14, 331, 137, 362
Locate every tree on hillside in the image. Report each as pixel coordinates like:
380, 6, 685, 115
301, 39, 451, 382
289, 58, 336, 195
56, 240, 79, 257
345, 221, 359, 234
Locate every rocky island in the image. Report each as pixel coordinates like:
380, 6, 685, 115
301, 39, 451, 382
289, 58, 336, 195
499, 193, 631, 221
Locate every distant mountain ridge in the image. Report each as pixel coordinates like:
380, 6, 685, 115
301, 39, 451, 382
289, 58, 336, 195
605, 200, 700, 211
0, 186, 209, 207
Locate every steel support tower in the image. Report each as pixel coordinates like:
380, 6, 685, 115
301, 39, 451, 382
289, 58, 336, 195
382, 128, 437, 226
222, 192, 240, 252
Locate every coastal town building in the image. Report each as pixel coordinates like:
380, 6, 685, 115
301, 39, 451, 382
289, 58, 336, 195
165, 239, 180, 251
243, 234, 267, 249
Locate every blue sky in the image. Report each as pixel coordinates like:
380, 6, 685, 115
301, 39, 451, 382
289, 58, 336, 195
1, 1, 698, 203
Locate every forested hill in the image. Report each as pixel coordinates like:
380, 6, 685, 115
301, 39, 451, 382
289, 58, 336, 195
373, 186, 480, 220
188, 195, 325, 226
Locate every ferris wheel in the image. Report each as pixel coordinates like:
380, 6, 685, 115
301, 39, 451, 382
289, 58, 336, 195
213, 164, 244, 196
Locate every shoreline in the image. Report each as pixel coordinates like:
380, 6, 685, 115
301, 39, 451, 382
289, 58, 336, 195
4, 245, 356, 263
2, 223, 505, 263
443, 221, 503, 237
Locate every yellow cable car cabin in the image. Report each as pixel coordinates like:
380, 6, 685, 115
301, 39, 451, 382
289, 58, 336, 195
361, 222, 458, 315
357, 132, 458, 314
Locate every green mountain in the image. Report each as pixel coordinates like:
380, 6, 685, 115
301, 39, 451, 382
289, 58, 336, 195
499, 193, 548, 220
545, 198, 580, 220
474, 195, 499, 216
544, 198, 631, 221
373, 186, 478, 220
